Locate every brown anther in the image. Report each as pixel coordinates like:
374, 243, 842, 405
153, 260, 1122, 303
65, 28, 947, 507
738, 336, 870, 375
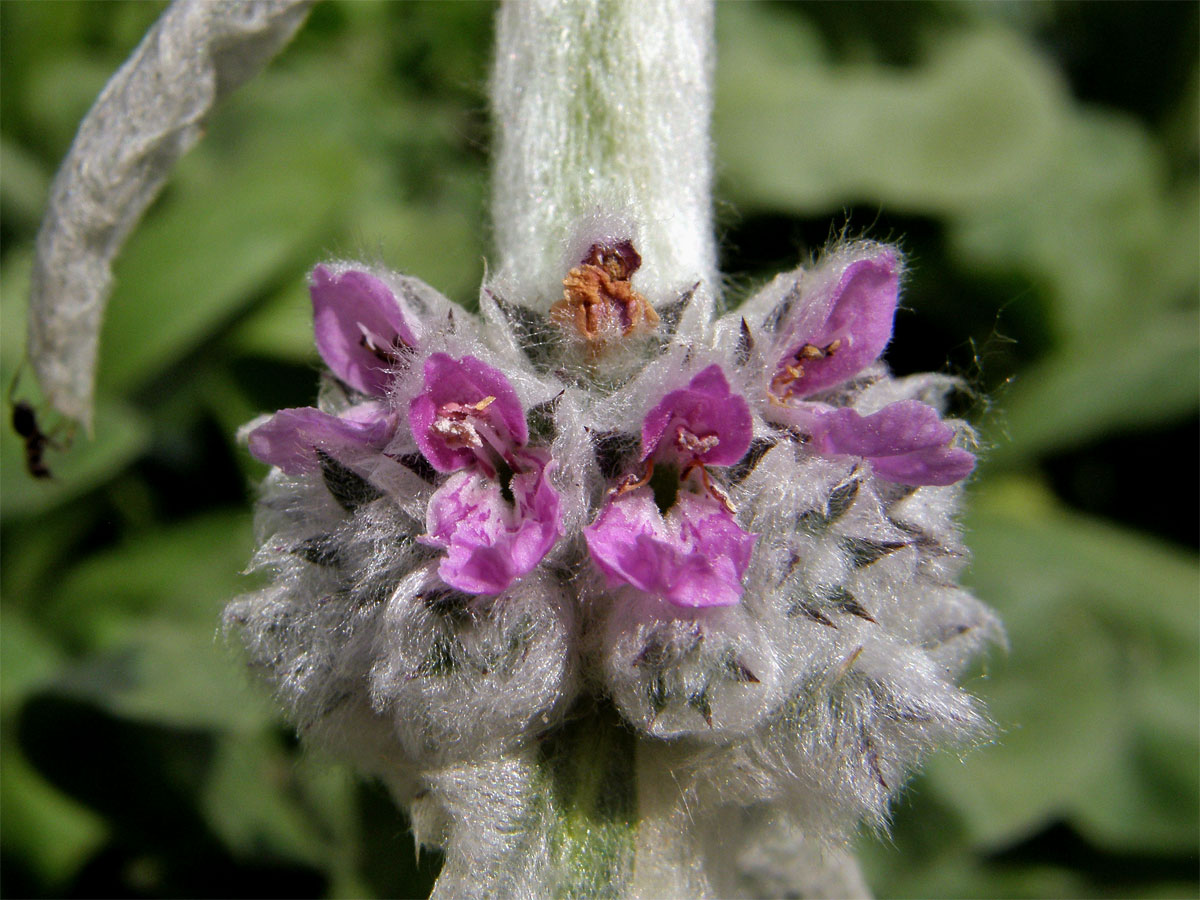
432, 397, 496, 449
768, 338, 842, 401
798, 343, 825, 360
550, 241, 659, 350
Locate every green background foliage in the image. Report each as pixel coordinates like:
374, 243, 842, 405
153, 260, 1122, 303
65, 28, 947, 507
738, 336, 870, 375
1, 2, 1196, 897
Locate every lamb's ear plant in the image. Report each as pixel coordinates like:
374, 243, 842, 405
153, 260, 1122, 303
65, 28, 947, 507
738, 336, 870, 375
28, 1, 1000, 897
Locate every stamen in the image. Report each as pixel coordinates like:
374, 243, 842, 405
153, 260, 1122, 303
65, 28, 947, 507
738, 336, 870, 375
358, 323, 408, 364
769, 338, 842, 401
432, 396, 499, 451
615, 459, 655, 496
675, 426, 719, 457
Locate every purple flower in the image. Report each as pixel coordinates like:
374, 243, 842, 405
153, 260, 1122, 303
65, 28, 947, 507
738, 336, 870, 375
247, 403, 398, 475
585, 365, 757, 608
769, 248, 899, 402
410, 354, 562, 594
763, 246, 974, 486
794, 400, 976, 486
312, 265, 418, 396
247, 266, 413, 473
586, 488, 755, 608
420, 449, 562, 595
641, 365, 753, 467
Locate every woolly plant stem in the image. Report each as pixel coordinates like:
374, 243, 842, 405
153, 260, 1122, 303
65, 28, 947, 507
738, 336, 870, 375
490, 0, 716, 309
432, 3, 721, 892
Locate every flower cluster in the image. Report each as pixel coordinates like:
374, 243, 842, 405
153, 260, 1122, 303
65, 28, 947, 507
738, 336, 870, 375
226, 239, 998, 893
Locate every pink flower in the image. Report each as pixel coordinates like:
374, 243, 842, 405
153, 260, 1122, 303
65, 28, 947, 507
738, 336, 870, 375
249, 267, 412, 472
768, 248, 900, 402
641, 364, 754, 467
585, 365, 757, 608
410, 354, 562, 594
765, 246, 973, 486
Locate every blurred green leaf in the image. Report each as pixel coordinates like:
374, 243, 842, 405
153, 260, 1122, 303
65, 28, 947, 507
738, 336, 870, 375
46, 618, 277, 733
201, 732, 383, 898
716, 9, 1064, 215
990, 308, 1199, 463
924, 603, 1125, 850
203, 732, 331, 866
31, 511, 275, 730
0, 607, 63, 714
97, 130, 360, 396
0, 136, 50, 229
925, 477, 1200, 850
227, 278, 317, 365
43, 511, 257, 641
0, 738, 108, 888
950, 112, 1192, 343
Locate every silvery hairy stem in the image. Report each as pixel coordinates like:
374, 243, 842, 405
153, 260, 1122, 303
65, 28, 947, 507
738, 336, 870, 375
490, 0, 717, 310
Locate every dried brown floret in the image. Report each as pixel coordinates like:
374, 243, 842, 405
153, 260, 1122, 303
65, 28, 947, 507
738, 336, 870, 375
550, 241, 659, 350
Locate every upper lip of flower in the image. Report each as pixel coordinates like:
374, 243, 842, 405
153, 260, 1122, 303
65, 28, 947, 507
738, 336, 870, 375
409, 353, 530, 478
640, 364, 753, 469
585, 364, 759, 608
766, 247, 899, 403
311, 264, 419, 397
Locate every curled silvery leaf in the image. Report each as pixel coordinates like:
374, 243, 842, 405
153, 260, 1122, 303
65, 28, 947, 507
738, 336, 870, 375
28, 0, 313, 429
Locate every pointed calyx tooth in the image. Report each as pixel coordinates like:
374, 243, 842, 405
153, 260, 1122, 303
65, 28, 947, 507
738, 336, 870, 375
550, 241, 659, 348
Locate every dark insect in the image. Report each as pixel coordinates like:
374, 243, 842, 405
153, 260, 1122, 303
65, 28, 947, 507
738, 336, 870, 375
11, 400, 53, 479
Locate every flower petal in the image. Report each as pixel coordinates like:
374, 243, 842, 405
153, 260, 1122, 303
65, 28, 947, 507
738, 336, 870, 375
410, 353, 529, 473
247, 403, 397, 475
312, 265, 418, 396
640, 365, 753, 467
584, 488, 756, 608
807, 400, 975, 486
774, 246, 899, 399
420, 451, 563, 594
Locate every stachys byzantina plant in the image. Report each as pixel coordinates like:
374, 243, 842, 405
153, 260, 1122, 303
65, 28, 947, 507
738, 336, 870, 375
224, 4, 999, 896
25, 0, 1000, 897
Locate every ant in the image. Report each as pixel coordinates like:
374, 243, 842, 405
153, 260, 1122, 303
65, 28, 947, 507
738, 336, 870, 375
8, 368, 67, 480
12, 399, 53, 479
